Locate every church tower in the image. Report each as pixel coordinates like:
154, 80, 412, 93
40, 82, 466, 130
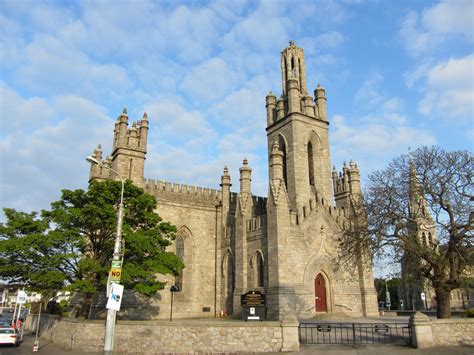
266, 41, 332, 212
88, 108, 148, 186
401, 161, 438, 310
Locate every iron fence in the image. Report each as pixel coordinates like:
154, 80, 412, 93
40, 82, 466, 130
299, 322, 412, 346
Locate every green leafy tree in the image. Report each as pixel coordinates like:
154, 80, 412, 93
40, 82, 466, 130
0, 180, 184, 316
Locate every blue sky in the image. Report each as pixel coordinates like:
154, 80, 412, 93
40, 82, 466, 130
1, 0, 473, 225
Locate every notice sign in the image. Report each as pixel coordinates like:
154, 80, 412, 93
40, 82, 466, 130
241, 291, 265, 307
109, 268, 122, 283
16, 291, 27, 304
106, 283, 124, 311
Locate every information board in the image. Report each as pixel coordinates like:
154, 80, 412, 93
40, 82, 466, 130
241, 291, 265, 307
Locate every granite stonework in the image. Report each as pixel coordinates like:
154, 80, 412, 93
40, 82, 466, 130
431, 318, 474, 346
410, 312, 474, 348
25, 314, 298, 353
87, 41, 378, 321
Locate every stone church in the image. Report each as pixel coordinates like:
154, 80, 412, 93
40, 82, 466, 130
88, 41, 379, 320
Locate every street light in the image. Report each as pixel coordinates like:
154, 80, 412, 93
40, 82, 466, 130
86, 156, 125, 355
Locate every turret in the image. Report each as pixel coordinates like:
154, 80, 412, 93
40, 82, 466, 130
347, 160, 361, 194
276, 97, 285, 120
139, 112, 149, 150
332, 165, 338, 192
287, 75, 300, 113
118, 108, 128, 146
128, 123, 139, 147
220, 166, 231, 216
269, 141, 284, 182
303, 94, 316, 117
314, 84, 327, 121
239, 158, 252, 193
266, 91, 277, 126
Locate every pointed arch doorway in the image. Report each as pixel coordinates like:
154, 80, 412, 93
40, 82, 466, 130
314, 273, 327, 312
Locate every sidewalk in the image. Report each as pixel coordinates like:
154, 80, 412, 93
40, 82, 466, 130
2, 333, 472, 354
295, 344, 474, 354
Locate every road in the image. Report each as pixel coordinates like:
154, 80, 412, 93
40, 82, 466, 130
0, 333, 99, 355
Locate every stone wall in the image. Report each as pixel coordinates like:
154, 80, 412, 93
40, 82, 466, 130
410, 312, 474, 348
431, 318, 474, 346
25, 314, 299, 353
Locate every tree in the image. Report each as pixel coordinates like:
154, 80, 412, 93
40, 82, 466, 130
339, 146, 473, 318
374, 278, 401, 309
0, 180, 184, 316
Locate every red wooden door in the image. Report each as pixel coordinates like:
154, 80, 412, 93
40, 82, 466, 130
314, 274, 327, 312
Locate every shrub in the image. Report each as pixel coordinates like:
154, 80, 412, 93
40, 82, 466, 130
465, 308, 474, 318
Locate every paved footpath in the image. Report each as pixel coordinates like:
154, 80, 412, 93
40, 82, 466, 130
1, 333, 472, 354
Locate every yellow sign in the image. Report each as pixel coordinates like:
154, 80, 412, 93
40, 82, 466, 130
110, 268, 122, 282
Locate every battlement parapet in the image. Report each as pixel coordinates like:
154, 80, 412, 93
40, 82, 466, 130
246, 215, 267, 232
291, 188, 347, 227
144, 178, 220, 200
252, 195, 268, 215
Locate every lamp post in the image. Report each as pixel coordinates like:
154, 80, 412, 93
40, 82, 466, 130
86, 156, 124, 355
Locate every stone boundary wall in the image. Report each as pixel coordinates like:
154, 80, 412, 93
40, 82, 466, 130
25, 315, 299, 353
410, 312, 474, 348
431, 318, 474, 346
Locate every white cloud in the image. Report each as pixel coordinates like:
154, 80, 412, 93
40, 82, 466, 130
0, 87, 113, 216
354, 72, 384, 110
180, 58, 238, 103
331, 115, 436, 173
13, 34, 132, 102
0, 83, 55, 133
399, 0, 474, 56
417, 54, 474, 119
144, 100, 217, 144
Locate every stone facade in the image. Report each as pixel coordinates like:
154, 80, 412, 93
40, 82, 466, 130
88, 41, 379, 321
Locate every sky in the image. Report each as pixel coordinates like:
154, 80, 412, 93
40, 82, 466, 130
1, 0, 473, 228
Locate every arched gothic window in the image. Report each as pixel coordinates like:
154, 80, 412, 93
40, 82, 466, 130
308, 141, 314, 186
175, 236, 184, 290
421, 232, 427, 245
256, 252, 264, 288
278, 135, 288, 188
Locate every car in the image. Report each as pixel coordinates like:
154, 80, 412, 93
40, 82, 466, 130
0, 328, 19, 346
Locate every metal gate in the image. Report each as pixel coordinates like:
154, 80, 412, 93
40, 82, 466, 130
299, 322, 412, 346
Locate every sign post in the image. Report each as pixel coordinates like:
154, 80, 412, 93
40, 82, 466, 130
33, 303, 42, 352
169, 285, 180, 322
421, 292, 426, 309
106, 283, 124, 312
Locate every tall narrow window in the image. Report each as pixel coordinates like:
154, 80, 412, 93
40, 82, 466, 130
421, 232, 427, 245
256, 252, 264, 287
428, 232, 433, 245
308, 141, 314, 186
175, 236, 184, 290
278, 135, 288, 188
298, 58, 303, 90
128, 159, 133, 180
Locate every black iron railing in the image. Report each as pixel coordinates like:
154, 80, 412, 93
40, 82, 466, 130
299, 322, 412, 346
